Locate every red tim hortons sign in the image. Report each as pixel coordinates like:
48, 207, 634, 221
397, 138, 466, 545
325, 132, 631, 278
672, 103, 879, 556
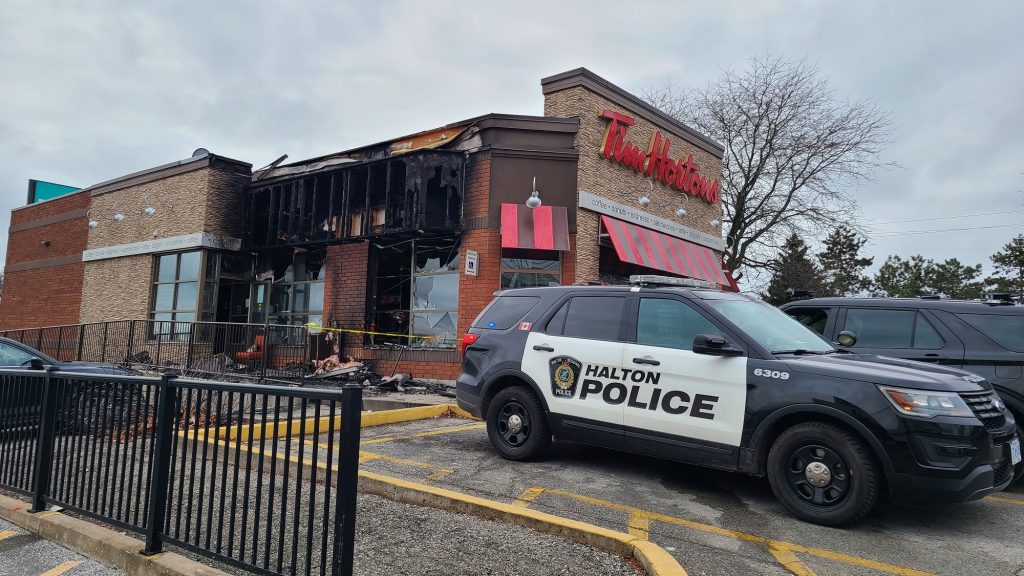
599, 109, 719, 204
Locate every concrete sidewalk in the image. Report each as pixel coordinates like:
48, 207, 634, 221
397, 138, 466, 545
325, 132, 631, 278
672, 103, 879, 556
0, 517, 125, 576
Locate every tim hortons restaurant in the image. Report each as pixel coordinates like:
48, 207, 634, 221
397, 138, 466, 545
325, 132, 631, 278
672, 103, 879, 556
0, 68, 734, 380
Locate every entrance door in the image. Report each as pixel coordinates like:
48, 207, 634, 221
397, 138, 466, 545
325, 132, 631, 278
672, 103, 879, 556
621, 296, 748, 464
521, 294, 628, 447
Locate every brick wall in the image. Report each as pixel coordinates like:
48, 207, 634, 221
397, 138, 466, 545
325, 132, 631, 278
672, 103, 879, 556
324, 241, 369, 352
0, 191, 91, 329
544, 85, 725, 282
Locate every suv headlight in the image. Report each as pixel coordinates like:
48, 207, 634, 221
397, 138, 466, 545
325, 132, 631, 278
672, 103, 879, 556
878, 386, 973, 418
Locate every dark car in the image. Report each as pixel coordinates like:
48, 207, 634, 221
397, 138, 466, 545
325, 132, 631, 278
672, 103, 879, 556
781, 297, 1024, 481
0, 336, 138, 429
456, 276, 1019, 526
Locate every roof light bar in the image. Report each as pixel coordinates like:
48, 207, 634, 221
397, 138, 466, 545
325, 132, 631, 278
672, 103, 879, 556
629, 275, 720, 290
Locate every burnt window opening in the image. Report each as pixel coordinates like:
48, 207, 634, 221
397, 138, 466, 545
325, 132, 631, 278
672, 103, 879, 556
256, 248, 327, 330
367, 236, 461, 348
244, 151, 464, 249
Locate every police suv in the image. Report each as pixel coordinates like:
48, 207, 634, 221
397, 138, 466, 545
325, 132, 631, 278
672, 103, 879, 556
456, 276, 1021, 526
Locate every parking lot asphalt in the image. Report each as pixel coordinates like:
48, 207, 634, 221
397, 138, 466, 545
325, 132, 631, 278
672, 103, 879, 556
272, 416, 1024, 576
0, 517, 126, 576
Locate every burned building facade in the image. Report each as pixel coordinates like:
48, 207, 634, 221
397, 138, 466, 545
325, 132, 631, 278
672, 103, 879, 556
0, 68, 730, 380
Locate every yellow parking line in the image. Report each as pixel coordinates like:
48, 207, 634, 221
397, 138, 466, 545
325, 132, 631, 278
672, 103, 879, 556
768, 543, 817, 576
539, 488, 934, 576
628, 514, 651, 540
303, 422, 487, 451
513, 487, 546, 508
40, 561, 80, 576
985, 494, 1024, 506
0, 530, 16, 541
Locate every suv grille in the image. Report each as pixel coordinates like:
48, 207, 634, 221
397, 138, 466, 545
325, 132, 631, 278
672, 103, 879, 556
993, 461, 1014, 486
959, 391, 1007, 430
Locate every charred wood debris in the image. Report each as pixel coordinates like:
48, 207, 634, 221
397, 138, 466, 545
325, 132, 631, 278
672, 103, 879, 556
126, 331, 454, 397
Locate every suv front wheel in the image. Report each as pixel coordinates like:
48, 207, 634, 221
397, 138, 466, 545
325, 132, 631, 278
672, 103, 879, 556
767, 422, 880, 526
486, 386, 551, 461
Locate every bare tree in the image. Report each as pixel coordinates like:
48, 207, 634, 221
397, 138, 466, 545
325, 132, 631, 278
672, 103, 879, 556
644, 56, 893, 282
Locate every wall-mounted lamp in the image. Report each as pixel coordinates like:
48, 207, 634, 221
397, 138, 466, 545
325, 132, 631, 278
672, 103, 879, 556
112, 200, 125, 222
675, 194, 689, 218
526, 177, 542, 209
638, 180, 653, 208
141, 195, 156, 217
710, 219, 721, 228
41, 240, 51, 247
152, 228, 167, 238
86, 209, 98, 229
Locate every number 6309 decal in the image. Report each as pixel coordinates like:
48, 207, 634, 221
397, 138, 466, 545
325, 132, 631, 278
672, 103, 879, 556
753, 368, 790, 380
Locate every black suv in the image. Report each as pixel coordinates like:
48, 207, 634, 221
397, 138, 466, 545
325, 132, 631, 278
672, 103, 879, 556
781, 297, 1024, 482
456, 277, 1019, 526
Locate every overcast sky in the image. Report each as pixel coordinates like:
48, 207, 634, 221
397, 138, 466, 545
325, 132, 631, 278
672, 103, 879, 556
2, 1, 1022, 281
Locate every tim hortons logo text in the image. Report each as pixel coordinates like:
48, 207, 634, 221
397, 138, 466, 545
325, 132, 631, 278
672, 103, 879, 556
600, 109, 719, 204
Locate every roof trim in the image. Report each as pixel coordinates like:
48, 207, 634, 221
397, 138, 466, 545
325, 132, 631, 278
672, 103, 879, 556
82, 154, 252, 198
541, 67, 725, 156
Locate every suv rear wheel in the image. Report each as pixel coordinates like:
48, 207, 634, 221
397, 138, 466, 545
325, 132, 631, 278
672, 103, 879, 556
767, 422, 880, 526
486, 386, 551, 461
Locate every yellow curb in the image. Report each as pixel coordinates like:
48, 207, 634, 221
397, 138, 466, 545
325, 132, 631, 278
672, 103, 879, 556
0, 494, 227, 576
356, 469, 687, 576
210, 403, 475, 441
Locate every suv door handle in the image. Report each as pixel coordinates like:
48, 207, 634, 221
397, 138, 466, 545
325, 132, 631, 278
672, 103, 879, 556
633, 357, 660, 366
533, 344, 555, 352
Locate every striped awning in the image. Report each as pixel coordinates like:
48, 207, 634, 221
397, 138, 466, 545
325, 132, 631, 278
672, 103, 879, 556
601, 215, 730, 286
501, 204, 570, 251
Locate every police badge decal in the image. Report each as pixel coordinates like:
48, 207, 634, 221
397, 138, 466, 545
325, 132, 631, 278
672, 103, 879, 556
549, 356, 582, 398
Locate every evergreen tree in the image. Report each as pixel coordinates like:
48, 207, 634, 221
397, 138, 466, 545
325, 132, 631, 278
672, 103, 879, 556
872, 255, 933, 297
764, 233, 825, 305
817, 226, 873, 296
988, 234, 1024, 302
931, 258, 983, 299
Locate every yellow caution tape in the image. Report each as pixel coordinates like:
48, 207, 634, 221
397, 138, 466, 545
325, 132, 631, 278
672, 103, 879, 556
304, 323, 447, 340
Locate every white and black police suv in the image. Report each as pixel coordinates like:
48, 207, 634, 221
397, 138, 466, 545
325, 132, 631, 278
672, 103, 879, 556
456, 276, 1021, 526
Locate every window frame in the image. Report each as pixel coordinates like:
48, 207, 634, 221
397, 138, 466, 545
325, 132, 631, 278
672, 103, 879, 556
839, 307, 947, 350
409, 238, 461, 348
150, 250, 209, 341
266, 249, 327, 329
500, 248, 562, 290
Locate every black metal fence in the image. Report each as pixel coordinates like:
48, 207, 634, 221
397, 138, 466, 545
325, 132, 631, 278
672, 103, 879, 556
0, 320, 327, 382
0, 368, 361, 576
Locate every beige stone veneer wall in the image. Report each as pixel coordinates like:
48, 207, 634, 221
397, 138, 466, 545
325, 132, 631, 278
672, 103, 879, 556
80, 158, 251, 323
544, 85, 724, 282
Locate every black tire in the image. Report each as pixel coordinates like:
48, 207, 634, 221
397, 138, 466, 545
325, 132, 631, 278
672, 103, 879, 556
486, 386, 551, 461
767, 422, 880, 526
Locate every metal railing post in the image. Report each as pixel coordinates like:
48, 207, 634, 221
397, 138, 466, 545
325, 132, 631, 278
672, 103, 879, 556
332, 383, 362, 576
141, 370, 178, 555
126, 320, 137, 365
31, 367, 59, 512
76, 325, 85, 361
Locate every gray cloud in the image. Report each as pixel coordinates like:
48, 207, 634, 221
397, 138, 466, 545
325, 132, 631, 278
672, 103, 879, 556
2, 0, 1022, 279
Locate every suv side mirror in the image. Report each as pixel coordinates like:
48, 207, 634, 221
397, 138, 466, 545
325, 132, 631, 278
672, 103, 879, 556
29, 357, 45, 370
692, 334, 744, 357
836, 330, 857, 348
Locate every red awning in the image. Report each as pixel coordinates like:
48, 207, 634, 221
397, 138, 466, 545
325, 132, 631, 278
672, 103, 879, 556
501, 204, 570, 251
601, 215, 729, 286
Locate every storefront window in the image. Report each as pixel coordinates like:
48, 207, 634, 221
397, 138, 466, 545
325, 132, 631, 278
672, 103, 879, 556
368, 237, 460, 348
501, 249, 561, 289
151, 250, 204, 341
267, 249, 326, 328
411, 239, 460, 348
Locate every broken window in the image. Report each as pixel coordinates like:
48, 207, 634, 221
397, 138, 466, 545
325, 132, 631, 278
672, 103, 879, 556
259, 249, 326, 328
411, 238, 460, 348
367, 236, 461, 348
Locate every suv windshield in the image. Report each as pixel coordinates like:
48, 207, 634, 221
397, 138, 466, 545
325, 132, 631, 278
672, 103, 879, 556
707, 298, 835, 354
